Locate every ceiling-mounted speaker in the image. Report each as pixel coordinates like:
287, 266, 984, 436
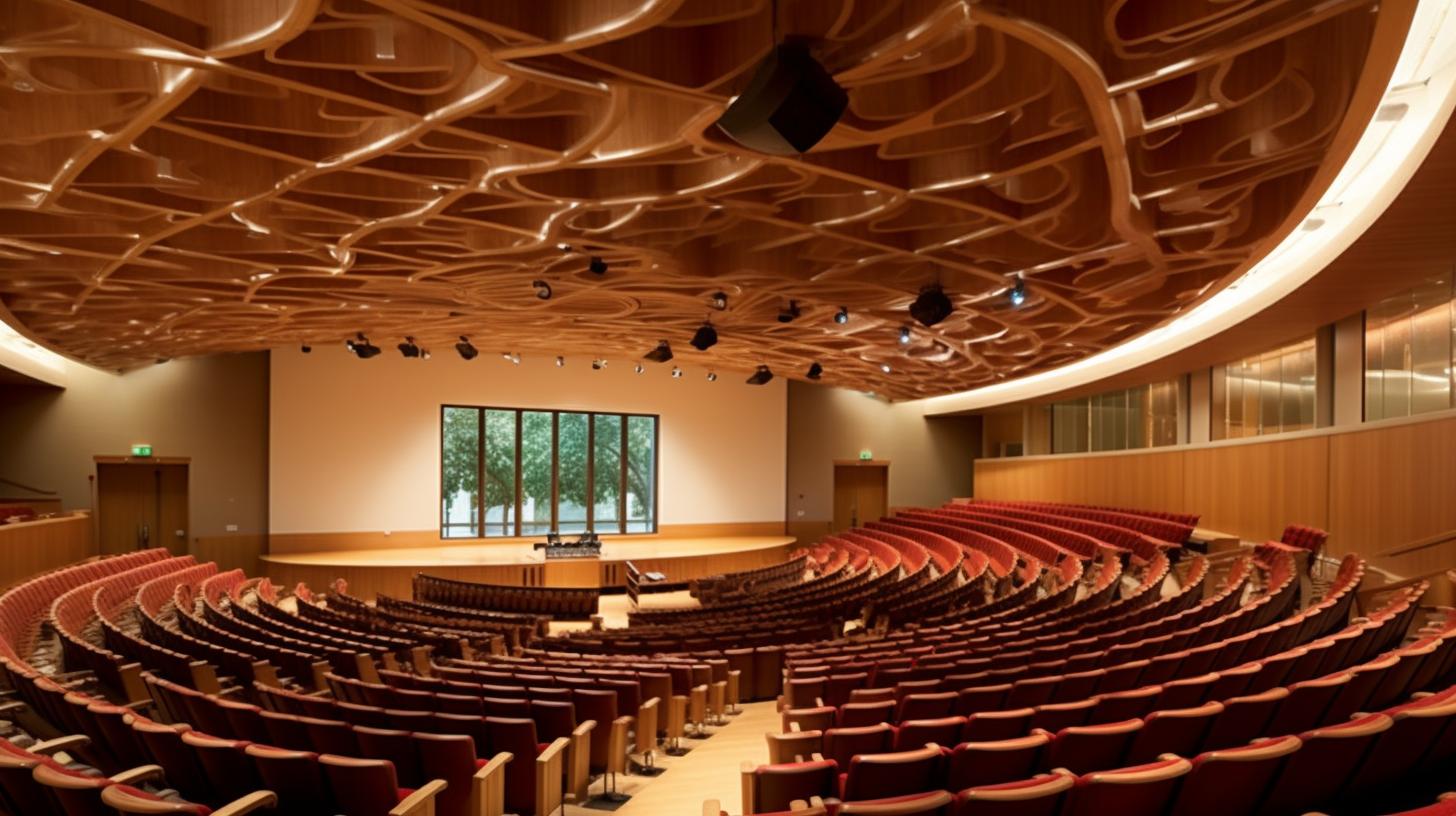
715, 42, 847, 156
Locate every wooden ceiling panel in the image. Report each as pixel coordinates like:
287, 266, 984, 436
0, 0, 1400, 397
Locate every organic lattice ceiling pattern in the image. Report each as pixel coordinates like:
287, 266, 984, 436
0, 0, 1395, 398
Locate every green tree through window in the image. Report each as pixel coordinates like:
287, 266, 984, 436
443, 405, 657, 538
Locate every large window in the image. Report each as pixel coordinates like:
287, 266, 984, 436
441, 406, 658, 538
1213, 337, 1317, 440
1051, 380, 1180, 454
1365, 276, 1455, 422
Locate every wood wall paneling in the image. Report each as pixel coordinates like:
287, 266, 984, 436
974, 412, 1456, 579
1181, 436, 1330, 539
0, 514, 96, 590
191, 534, 267, 578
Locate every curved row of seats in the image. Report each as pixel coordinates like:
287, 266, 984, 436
740, 584, 1456, 815
413, 572, 598, 620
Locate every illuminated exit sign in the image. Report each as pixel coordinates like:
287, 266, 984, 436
131, 444, 153, 457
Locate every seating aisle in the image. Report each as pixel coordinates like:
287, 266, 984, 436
614, 700, 779, 816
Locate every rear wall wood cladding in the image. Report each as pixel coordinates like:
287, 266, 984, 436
974, 411, 1456, 571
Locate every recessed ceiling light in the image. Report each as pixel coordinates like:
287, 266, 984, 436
899, 326, 911, 345
880, 363, 892, 373
1009, 278, 1027, 307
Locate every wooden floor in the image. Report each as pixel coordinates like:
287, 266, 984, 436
607, 700, 777, 816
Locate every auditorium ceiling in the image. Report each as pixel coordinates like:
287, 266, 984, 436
0, 0, 1406, 398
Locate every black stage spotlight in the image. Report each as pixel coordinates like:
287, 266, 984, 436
300, 344, 311, 354
1009, 277, 1027, 307
746, 365, 774, 385
644, 340, 674, 363
710, 291, 728, 310
777, 300, 801, 323
671, 366, 683, 379
634, 363, 645, 375
592, 359, 607, 370
690, 322, 718, 351
455, 335, 478, 361
348, 333, 381, 359
397, 336, 420, 358
715, 42, 848, 155
555, 356, 565, 367
834, 306, 848, 324
706, 371, 718, 382
910, 284, 953, 327
899, 325, 912, 345
589, 256, 607, 275
806, 362, 823, 380
533, 280, 552, 300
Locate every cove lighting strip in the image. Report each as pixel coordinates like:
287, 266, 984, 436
914, 0, 1456, 416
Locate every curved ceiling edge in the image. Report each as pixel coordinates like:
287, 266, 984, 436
0, 305, 70, 388
914, 0, 1456, 417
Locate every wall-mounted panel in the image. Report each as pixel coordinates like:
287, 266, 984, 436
975, 412, 1456, 564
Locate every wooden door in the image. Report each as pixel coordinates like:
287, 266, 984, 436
833, 463, 888, 532
96, 462, 189, 556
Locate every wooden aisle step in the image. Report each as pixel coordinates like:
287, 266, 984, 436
608, 700, 777, 816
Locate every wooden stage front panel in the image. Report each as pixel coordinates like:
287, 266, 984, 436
258, 536, 796, 599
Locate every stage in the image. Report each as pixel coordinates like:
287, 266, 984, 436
258, 535, 798, 599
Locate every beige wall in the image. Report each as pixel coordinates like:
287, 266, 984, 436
269, 348, 787, 535
0, 353, 270, 537
786, 381, 979, 541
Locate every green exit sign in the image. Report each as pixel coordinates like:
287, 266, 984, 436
131, 444, 153, 457
859, 449, 873, 461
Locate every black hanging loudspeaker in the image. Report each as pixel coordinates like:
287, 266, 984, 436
715, 42, 847, 155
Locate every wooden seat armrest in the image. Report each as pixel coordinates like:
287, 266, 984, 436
567, 719, 596, 800
0, 702, 26, 715
535, 737, 570, 816
212, 791, 280, 816
608, 716, 633, 774
110, 764, 166, 785
30, 735, 92, 755
390, 778, 447, 816
740, 761, 758, 816
471, 751, 511, 816
810, 752, 825, 763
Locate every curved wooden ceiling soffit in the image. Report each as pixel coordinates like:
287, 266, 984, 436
0, 0, 1399, 398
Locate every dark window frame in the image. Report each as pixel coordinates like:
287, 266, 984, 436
439, 405, 660, 538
